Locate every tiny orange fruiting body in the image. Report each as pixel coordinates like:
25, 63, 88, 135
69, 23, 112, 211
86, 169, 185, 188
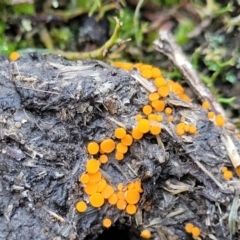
90, 192, 104, 207
102, 218, 112, 228
100, 138, 115, 153
140, 229, 151, 239
87, 142, 99, 155
76, 201, 87, 213
137, 119, 151, 133
115, 128, 127, 139
215, 114, 225, 127
185, 223, 193, 233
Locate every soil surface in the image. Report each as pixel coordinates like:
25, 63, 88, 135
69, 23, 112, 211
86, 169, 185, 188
0, 54, 240, 239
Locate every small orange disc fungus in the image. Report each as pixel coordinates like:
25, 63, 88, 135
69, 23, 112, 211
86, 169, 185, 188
148, 114, 157, 121
151, 67, 162, 78
151, 100, 165, 112
223, 170, 233, 180
117, 183, 123, 191
158, 85, 169, 97
185, 223, 194, 233
102, 218, 112, 228
154, 77, 165, 87
89, 192, 104, 208
137, 119, 151, 133
189, 125, 197, 134
143, 105, 153, 115
132, 128, 143, 140
88, 171, 102, 183
87, 142, 99, 155
126, 204, 137, 215
86, 159, 100, 174
125, 189, 140, 204
215, 114, 225, 127
101, 184, 115, 199
134, 180, 143, 193
116, 143, 128, 154
150, 125, 161, 135
135, 114, 143, 121
108, 193, 118, 205
76, 201, 87, 213
140, 229, 151, 239
208, 111, 215, 119
99, 154, 108, 164
141, 69, 152, 79
156, 115, 163, 122
176, 127, 184, 136
117, 191, 125, 200
192, 226, 201, 237
79, 173, 89, 184
114, 128, 126, 139
100, 138, 115, 153
97, 178, 107, 192
164, 107, 172, 115
116, 199, 127, 210
202, 101, 210, 109
9, 51, 20, 61
115, 152, 124, 161
84, 183, 98, 195
121, 134, 133, 146
148, 92, 159, 101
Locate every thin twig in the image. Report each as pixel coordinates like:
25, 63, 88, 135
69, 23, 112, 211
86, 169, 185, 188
154, 30, 235, 131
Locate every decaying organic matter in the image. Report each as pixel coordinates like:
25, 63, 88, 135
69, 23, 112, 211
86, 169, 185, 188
0, 53, 240, 240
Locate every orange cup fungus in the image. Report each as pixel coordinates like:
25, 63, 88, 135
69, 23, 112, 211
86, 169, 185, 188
151, 100, 165, 112
99, 154, 108, 164
79, 173, 89, 184
125, 189, 140, 204
150, 125, 161, 135
90, 192, 104, 207
148, 92, 159, 101
185, 223, 201, 237
121, 134, 133, 146
126, 204, 137, 215
87, 142, 99, 155
117, 199, 127, 210
164, 107, 172, 115
143, 105, 153, 115
202, 101, 210, 109
9, 51, 20, 61
154, 77, 165, 88
101, 184, 115, 199
151, 67, 162, 78
100, 138, 115, 153
137, 119, 151, 133
158, 85, 169, 97
116, 143, 128, 154
140, 229, 151, 239
76, 201, 87, 213
108, 193, 118, 205
115, 152, 124, 161
215, 114, 225, 127
208, 111, 215, 119
102, 218, 112, 228
86, 159, 100, 174
115, 128, 126, 139
223, 170, 233, 180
